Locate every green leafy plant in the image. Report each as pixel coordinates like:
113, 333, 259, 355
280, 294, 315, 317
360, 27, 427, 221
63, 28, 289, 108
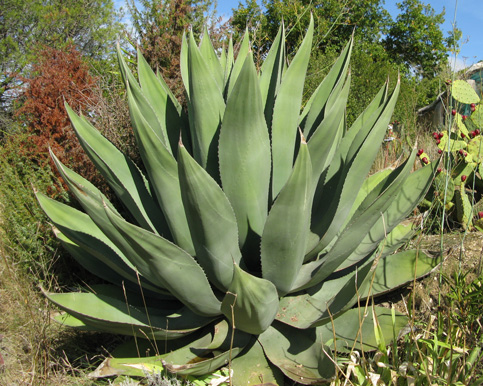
419, 80, 483, 231
36, 20, 440, 384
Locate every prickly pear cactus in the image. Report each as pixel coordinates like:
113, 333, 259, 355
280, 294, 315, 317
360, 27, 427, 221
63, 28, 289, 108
420, 78, 483, 231
451, 80, 480, 105
455, 183, 473, 230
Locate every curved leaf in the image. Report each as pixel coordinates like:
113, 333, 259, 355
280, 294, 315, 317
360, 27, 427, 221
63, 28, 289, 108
104, 203, 222, 317
221, 265, 279, 335
261, 138, 312, 295
219, 52, 271, 245
178, 144, 241, 290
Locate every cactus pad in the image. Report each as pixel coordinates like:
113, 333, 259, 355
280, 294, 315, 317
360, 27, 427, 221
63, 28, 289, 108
455, 184, 473, 229
468, 136, 483, 163
470, 104, 483, 127
452, 80, 480, 104
433, 171, 455, 202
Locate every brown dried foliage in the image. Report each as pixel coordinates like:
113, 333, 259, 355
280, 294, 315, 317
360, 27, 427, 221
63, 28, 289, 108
16, 44, 103, 190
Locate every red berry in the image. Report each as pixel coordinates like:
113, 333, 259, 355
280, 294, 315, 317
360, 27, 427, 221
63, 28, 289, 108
446, 79, 452, 85
422, 157, 429, 164
478, 211, 483, 219
438, 149, 443, 154
461, 175, 467, 182
471, 103, 476, 108
433, 132, 439, 139
462, 115, 468, 121
464, 152, 468, 157
471, 106, 476, 112
436, 139, 441, 144
417, 149, 424, 156
452, 109, 457, 116
459, 149, 465, 155
461, 132, 466, 138
438, 132, 444, 139
475, 129, 480, 135
437, 168, 442, 173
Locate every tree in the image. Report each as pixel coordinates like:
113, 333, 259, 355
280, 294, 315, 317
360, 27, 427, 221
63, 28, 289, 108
231, 0, 391, 57
15, 45, 100, 183
0, 0, 123, 131
383, 0, 455, 78
127, 0, 227, 99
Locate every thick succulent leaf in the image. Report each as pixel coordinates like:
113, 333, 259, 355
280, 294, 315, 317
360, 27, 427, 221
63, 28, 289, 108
103, 203, 222, 317
65, 104, 166, 235
46, 285, 212, 340
226, 29, 250, 98
310, 80, 401, 255
316, 306, 407, 353
307, 71, 350, 184
219, 52, 271, 245
294, 150, 420, 290
277, 262, 372, 328
180, 31, 189, 97
89, 321, 249, 378
137, 49, 182, 154
259, 322, 336, 384
259, 22, 285, 127
261, 139, 312, 295
50, 152, 155, 270
186, 31, 225, 175
343, 82, 388, 161
178, 144, 241, 290
231, 339, 285, 386
54, 231, 168, 296
37, 193, 168, 295
117, 47, 170, 151
339, 160, 437, 270
162, 320, 251, 376
300, 37, 353, 136
271, 15, 313, 199
223, 37, 234, 94
363, 249, 442, 298
221, 264, 279, 335
127, 86, 194, 254
199, 25, 224, 92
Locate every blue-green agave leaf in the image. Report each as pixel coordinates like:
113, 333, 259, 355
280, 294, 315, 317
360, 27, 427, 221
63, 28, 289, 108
261, 138, 312, 295
221, 264, 279, 335
316, 306, 407, 353
199, 25, 224, 91
231, 339, 285, 386
127, 84, 195, 255
259, 322, 336, 384
104, 203, 222, 317
185, 31, 225, 175
226, 29, 250, 98
259, 22, 285, 126
46, 285, 213, 340
219, 52, 271, 245
178, 144, 241, 290
300, 37, 353, 136
271, 15, 313, 199
65, 104, 166, 235
137, 48, 182, 153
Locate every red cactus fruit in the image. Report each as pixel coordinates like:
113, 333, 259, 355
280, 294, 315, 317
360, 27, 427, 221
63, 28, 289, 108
475, 129, 481, 135
437, 168, 442, 173
478, 211, 483, 219
462, 115, 468, 121
459, 149, 465, 155
433, 132, 439, 139
422, 157, 429, 164
438, 149, 443, 154
452, 109, 457, 116
417, 149, 424, 156
461, 175, 467, 182
436, 139, 441, 145
438, 132, 444, 139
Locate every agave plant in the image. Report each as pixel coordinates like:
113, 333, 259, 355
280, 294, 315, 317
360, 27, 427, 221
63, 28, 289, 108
37, 19, 440, 384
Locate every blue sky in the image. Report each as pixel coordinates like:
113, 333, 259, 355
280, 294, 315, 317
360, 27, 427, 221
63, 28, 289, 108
117, 0, 482, 69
